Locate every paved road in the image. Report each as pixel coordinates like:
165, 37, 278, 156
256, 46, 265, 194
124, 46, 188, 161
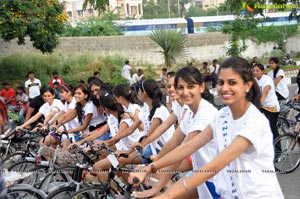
277, 166, 300, 199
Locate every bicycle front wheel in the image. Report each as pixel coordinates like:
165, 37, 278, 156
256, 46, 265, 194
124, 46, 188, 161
7, 185, 47, 199
274, 133, 300, 174
68, 185, 115, 199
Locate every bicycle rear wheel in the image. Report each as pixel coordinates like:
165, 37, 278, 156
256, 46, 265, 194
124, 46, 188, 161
277, 117, 290, 135
274, 133, 300, 173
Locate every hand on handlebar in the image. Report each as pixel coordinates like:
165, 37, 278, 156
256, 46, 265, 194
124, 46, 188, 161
128, 164, 151, 186
131, 141, 143, 150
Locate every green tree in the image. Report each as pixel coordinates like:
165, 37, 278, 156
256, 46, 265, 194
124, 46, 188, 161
62, 13, 122, 37
83, 0, 109, 13
0, 0, 68, 53
222, 0, 300, 56
149, 29, 187, 67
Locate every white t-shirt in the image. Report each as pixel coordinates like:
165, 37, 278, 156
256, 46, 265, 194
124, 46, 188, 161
180, 99, 218, 199
131, 73, 144, 84
107, 114, 144, 151
267, 69, 289, 99
121, 64, 132, 83
210, 104, 284, 199
138, 103, 174, 154
209, 64, 220, 74
64, 97, 80, 130
25, 78, 41, 98
256, 74, 280, 111
82, 101, 106, 132
39, 99, 64, 122
171, 100, 188, 123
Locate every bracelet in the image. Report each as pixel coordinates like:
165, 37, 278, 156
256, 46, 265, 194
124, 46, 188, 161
183, 178, 189, 193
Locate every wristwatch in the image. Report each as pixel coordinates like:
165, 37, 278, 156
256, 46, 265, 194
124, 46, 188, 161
150, 163, 157, 173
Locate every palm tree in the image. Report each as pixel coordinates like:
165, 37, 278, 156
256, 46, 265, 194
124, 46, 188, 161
149, 29, 187, 68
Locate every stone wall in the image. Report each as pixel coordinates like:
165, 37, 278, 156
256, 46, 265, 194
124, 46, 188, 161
1, 33, 300, 65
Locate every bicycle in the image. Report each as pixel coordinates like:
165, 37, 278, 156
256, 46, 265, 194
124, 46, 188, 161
273, 128, 300, 174
68, 144, 150, 199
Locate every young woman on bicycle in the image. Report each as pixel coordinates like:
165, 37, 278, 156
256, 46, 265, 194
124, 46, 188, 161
253, 63, 280, 140
267, 57, 289, 101
129, 57, 284, 199
57, 84, 106, 142
16, 87, 64, 133
132, 66, 220, 199
43, 84, 80, 148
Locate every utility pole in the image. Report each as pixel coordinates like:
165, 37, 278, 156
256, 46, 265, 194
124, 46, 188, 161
168, 0, 171, 18
178, 0, 180, 17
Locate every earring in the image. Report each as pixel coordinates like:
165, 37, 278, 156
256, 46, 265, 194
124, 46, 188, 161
246, 89, 249, 93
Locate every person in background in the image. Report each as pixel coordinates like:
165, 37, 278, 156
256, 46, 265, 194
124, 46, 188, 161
249, 56, 259, 67
0, 82, 17, 111
16, 86, 28, 124
267, 57, 289, 101
206, 59, 219, 89
88, 71, 103, 85
49, 71, 64, 88
200, 62, 210, 76
291, 69, 300, 101
53, 82, 61, 100
25, 71, 42, 102
121, 60, 132, 84
160, 68, 168, 85
131, 68, 145, 94
0, 98, 7, 135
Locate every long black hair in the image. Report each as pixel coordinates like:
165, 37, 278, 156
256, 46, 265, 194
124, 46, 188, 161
74, 84, 90, 124
269, 57, 280, 79
139, 79, 164, 121
100, 93, 124, 123
219, 57, 261, 108
174, 66, 214, 105
112, 84, 138, 104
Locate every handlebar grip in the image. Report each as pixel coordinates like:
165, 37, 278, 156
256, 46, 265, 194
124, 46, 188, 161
138, 135, 147, 143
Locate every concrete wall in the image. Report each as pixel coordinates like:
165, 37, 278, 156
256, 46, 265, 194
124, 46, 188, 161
1, 32, 299, 65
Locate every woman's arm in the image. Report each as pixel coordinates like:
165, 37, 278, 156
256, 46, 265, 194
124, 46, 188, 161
43, 107, 60, 125
156, 136, 251, 199
261, 85, 271, 104
67, 113, 92, 134
106, 122, 129, 146
128, 125, 214, 184
153, 126, 186, 161
75, 124, 110, 146
274, 75, 283, 87
141, 113, 178, 148
17, 112, 42, 129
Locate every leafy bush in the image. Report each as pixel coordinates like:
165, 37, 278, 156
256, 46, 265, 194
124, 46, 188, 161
0, 53, 158, 88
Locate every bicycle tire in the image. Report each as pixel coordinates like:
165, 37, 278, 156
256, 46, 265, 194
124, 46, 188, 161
38, 167, 76, 194
273, 133, 300, 173
7, 185, 47, 199
2, 152, 34, 168
45, 186, 76, 199
277, 117, 290, 135
7, 160, 49, 186
68, 185, 114, 199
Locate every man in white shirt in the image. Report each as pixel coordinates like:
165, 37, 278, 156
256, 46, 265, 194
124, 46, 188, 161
207, 59, 220, 89
131, 68, 145, 93
24, 71, 42, 101
121, 60, 132, 84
